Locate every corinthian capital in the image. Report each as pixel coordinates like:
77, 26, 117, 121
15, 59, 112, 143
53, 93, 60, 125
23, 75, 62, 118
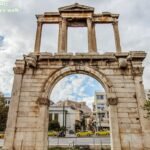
37, 97, 50, 106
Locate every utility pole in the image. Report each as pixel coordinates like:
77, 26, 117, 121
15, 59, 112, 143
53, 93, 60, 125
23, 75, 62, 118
63, 103, 65, 128
65, 110, 67, 134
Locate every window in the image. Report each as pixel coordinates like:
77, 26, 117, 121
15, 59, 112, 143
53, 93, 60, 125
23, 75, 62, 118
54, 113, 58, 121
97, 104, 105, 110
97, 106, 104, 110
96, 95, 104, 100
49, 113, 52, 122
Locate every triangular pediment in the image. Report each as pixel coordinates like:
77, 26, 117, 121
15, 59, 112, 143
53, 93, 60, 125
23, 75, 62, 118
59, 3, 94, 12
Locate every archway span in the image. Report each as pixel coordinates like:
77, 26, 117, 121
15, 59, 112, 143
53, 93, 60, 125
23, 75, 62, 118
42, 66, 113, 98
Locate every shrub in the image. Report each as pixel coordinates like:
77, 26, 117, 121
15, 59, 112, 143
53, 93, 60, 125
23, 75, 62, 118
48, 120, 60, 131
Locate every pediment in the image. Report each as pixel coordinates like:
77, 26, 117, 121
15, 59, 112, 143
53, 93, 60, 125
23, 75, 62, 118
59, 3, 94, 12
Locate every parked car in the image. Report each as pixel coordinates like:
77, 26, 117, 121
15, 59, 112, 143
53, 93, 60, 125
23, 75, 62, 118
0, 133, 4, 139
48, 131, 58, 136
95, 130, 110, 136
76, 131, 93, 137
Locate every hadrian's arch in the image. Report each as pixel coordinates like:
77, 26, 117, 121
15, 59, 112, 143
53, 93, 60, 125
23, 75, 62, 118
3, 3, 150, 150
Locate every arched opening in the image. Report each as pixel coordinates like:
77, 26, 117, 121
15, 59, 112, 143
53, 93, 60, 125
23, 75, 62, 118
40, 66, 121, 150
47, 73, 111, 149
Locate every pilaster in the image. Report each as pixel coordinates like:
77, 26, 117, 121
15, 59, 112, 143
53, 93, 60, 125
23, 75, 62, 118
34, 21, 43, 54
113, 21, 121, 53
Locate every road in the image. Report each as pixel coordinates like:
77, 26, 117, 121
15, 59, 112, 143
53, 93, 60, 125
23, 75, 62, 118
48, 136, 110, 146
0, 136, 110, 147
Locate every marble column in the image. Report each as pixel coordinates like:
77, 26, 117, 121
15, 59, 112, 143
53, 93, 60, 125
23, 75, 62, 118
34, 21, 43, 54
92, 23, 97, 52
58, 18, 67, 53
87, 18, 93, 53
58, 21, 62, 52
113, 22, 121, 53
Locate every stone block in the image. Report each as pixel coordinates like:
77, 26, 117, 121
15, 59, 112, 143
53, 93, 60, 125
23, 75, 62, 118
129, 112, 139, 118
22, 78, 46, 83
18, 111, 39, 117
128, 103, 138, 108
16, 120, 38, 128
23, 74, 48, 79
118, 102, 137, 108
116, 92, 136, 98
118, 98, 136, 103
112, 83, 135, 88
21, 87, 42, 92
20, 91, 41, 97
119, 125, 131, 133
118, 112, 128, 117
19, 101, 37, 107
114, 87, 136, 93
18, 106, 39, 112
17, 116, 38, 123
20, 96, 38, 102
22, 82, 44, 87
118, 117, 131, 123
130, 118, 140, 124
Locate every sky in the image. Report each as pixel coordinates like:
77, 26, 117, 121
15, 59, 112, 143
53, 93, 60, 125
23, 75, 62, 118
51, 74, 104, 109
0, 0, 150, 108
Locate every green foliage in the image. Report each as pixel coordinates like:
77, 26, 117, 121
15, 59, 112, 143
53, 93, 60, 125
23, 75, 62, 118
75, 123, 81, 132
143, 100, 150, 119
0, 93, 9, 131
60, 126, 66, 131
48, 120, 60, 131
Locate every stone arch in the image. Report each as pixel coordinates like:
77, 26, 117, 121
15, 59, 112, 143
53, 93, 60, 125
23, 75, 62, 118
42, 66, 113, 98
40, 65, 121, 150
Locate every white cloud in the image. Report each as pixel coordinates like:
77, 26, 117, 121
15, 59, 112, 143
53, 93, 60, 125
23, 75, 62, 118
50, 74, 103, 110
81, 96, 94, 110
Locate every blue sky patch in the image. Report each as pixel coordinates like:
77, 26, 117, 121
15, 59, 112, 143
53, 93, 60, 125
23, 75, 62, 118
0, 35, 4, 45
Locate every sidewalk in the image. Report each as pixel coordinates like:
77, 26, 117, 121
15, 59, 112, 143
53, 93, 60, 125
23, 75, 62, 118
0, 139, 4, 147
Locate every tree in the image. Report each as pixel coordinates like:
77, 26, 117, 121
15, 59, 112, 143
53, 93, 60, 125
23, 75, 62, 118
48, 120, 60, 131
143, 100, 150, 119
0, 93, 9, 131
81, 116, 86, 131
75, 123, 81, 132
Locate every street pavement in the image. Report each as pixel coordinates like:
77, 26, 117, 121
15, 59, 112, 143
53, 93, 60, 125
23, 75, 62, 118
48, 136, 110, 146
0, 136, 110, 147
0, 140, 3, 147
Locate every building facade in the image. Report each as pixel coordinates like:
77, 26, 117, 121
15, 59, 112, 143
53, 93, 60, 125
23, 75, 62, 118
49, 105, 80, 132
49, 100, 91, 132
4, 97, 11, 106
0, 93, 11, 106
145, 89, 150, 100
93, 92, 109, 131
